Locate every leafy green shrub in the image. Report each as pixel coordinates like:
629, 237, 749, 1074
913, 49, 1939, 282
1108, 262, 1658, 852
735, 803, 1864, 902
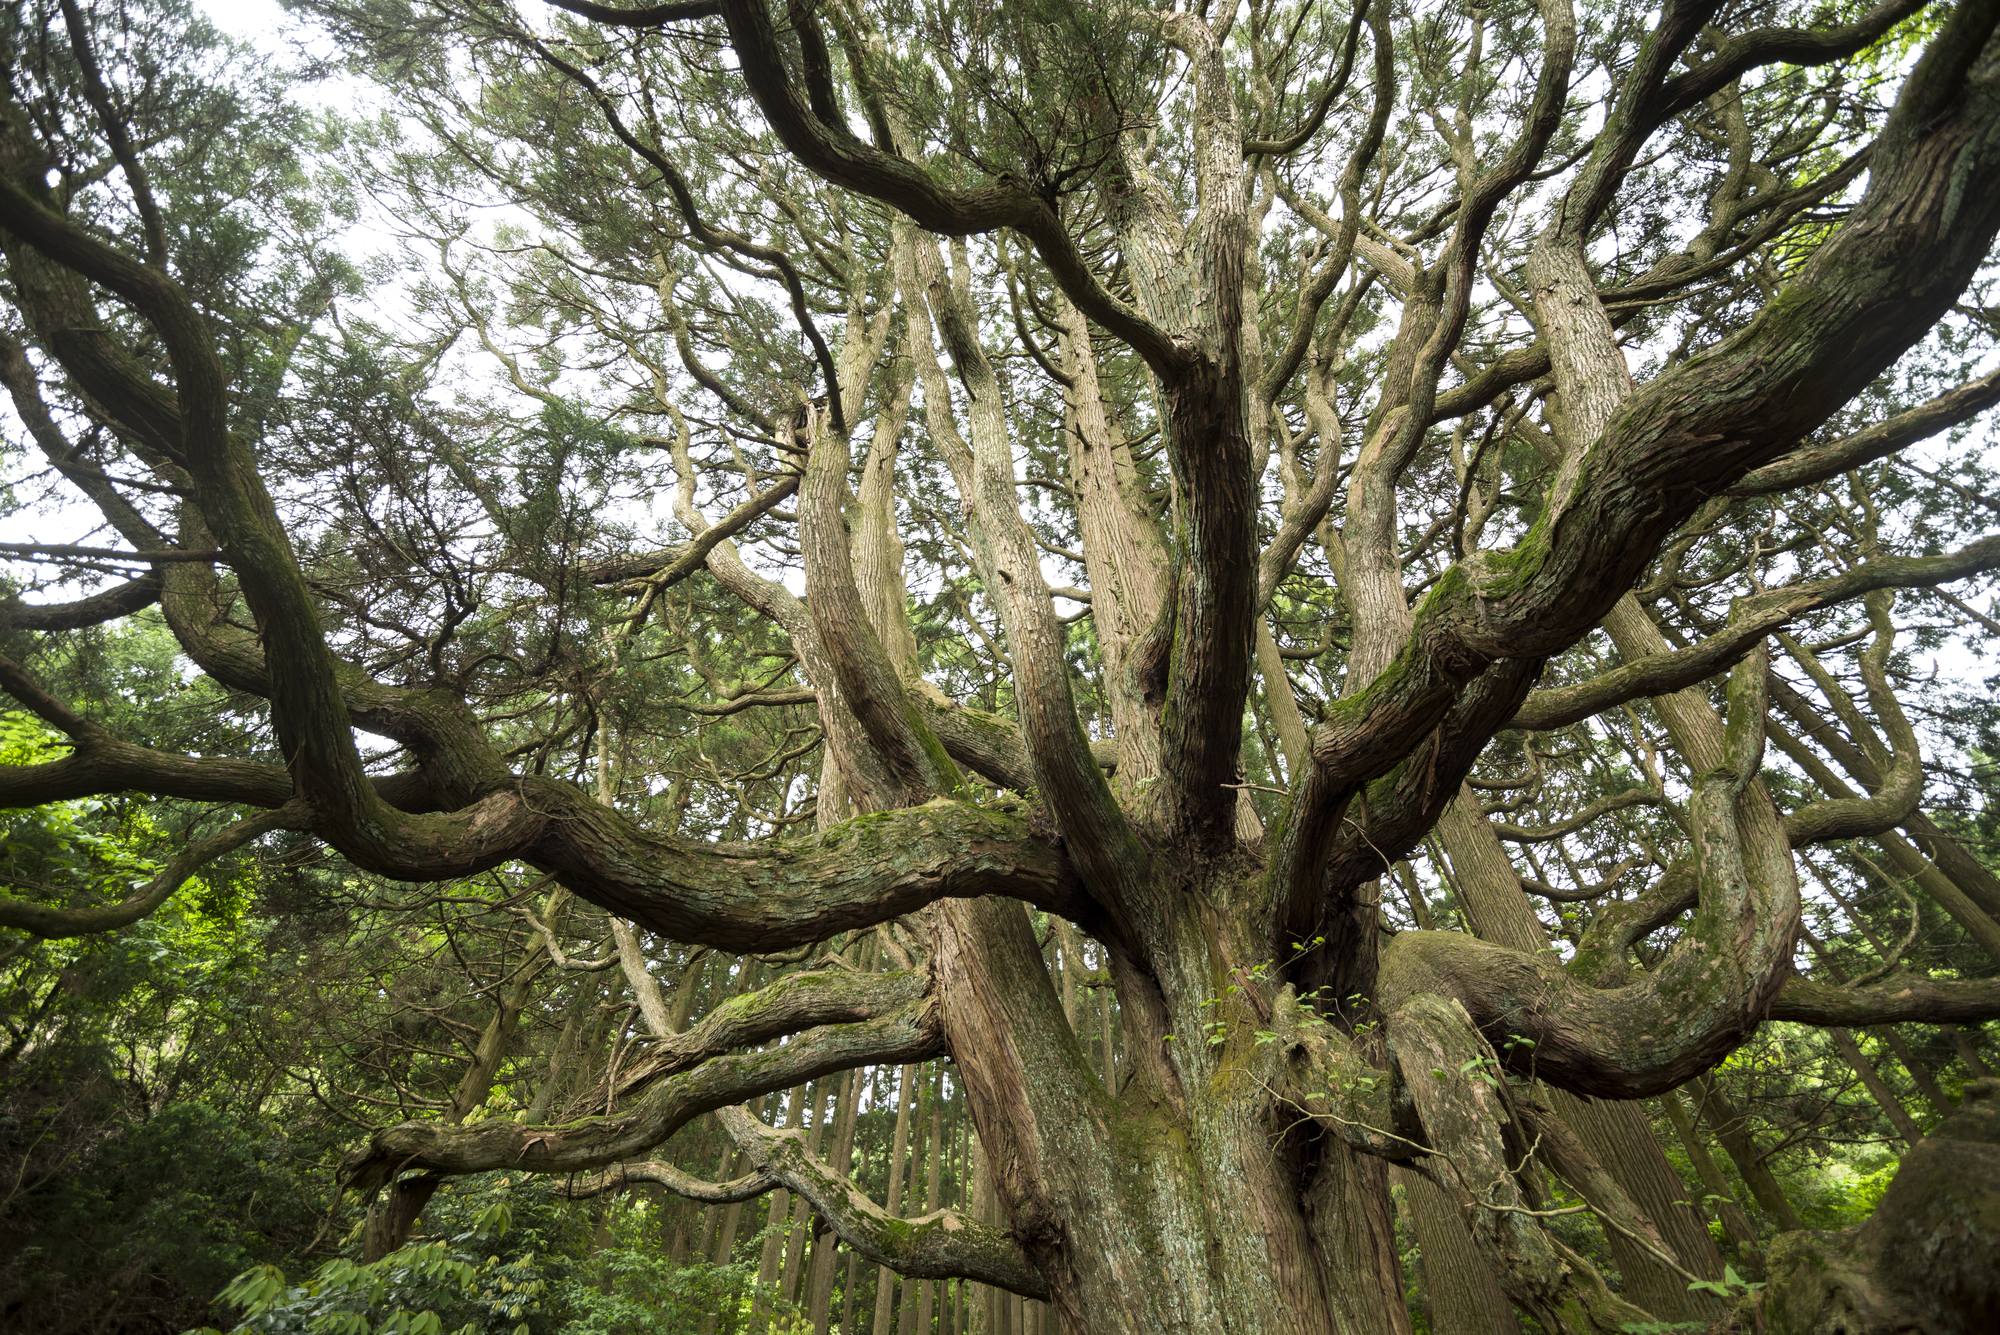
552, 1247, 767, 1335
0, 1095, 329, 1334
204, 1202, 552, 1335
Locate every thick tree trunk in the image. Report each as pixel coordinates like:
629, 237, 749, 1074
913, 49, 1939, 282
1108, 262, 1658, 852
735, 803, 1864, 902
929, 893, 1415, 1335
1761, 1080, 2000, 1335
1397, 1164, 1522, 1335
361, 1174, 443, 1265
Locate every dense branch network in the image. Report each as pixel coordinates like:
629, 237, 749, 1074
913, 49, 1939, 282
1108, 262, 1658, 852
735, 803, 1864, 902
5, 0, 2000, 1325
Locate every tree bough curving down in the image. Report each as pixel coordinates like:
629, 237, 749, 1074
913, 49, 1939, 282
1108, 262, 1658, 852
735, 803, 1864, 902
8, 0, 2000, 1330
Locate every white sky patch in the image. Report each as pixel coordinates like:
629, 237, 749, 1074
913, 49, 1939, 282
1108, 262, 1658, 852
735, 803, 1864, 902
195, 0, 287, 44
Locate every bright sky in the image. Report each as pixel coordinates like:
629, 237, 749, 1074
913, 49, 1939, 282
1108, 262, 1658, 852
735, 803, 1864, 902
197, 0, 287, 45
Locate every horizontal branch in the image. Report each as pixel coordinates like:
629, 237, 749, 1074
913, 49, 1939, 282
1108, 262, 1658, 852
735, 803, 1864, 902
585, 468, 801, 589
1768, 973, 2000, 1027
1728, 363, 2000, 497
1650, 0, 1932, 128
2, 655, 1087, 957
0, 539, 221, 564
673, 687, 816, 716
1518, 857, 1638, 904
0, 802, 309, 937
1429, 343, 1552, 424
343, 1002, 943, 1186
1507, 533, 2000, 731
601, 966, 929, 1106
919, 695, 1035, 792
715, 1105, 1050, 1297
0, 573, 161, 630
1378, 908, 1781, 1100
0, 649, 441, 811
1489, 789, 1661, 843
542, 0, 719, 25
561, 1161, 775, 1203
518, 789, 1097, 955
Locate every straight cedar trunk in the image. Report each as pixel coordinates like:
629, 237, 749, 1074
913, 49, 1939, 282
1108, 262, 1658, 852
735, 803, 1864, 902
1660, 1088, 1761, 1259
912, 1066, 945, 1335
699, 1143, 748, 1335
1801, 926, 1956, 1121
1431, 789, 1727, 1322
896, 1066, 933, 1334
872, 1063, 918, 1335
809, 1068, 863, 1332
1828, 1026, 1926, 1145
966, 1128, 994, 1335
777, 1081, 831, 1311
751, 1088, 808, 1330
840, 1249, 861, 1335
365, 907, 554, 1261
1944, 1025, 1994, 1079
1804, 884, 1964, 1119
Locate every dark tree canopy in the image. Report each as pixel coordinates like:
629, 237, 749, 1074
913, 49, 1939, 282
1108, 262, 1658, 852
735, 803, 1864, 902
5, 0, 2000, 1330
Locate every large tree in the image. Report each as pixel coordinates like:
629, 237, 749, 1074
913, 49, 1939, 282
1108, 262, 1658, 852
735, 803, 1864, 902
5, 0, 2000, 1330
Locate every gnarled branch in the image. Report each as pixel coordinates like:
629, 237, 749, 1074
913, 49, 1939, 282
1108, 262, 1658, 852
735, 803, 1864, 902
713, 1104, 1050, 1297
343, 1001, 944, 1187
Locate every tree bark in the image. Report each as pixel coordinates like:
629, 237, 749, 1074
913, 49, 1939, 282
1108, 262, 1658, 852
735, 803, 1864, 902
1397, 1164, 1523, 1335
1660, 1088, 1760, 1258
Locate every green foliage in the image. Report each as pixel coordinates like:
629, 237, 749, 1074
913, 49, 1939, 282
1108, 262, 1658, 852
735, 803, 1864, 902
207, 1202, 552, 1335
1795, 1160, 1900, 1231
550, 1248, 769, 1335
0, 1095, 331, 1335
1684, 1263, 1764, 1301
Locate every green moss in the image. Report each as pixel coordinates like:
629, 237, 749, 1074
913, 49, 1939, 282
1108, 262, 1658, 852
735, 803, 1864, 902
1465, 509, 1554, 602
957, 704, 1019, 735
903, 701, 969, 795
